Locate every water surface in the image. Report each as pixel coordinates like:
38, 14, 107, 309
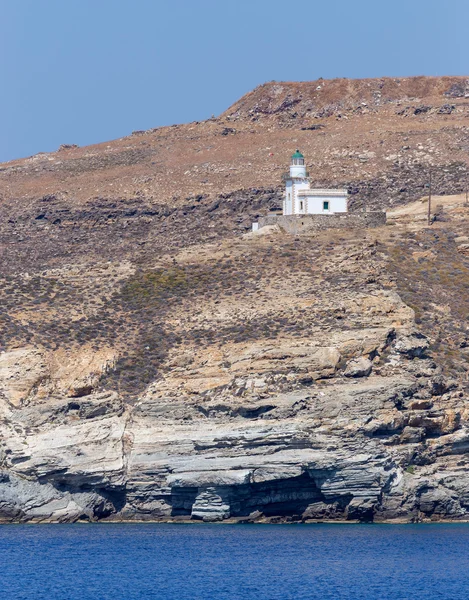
2, 523, 469, 599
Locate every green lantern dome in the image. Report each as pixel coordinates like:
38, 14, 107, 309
291, 149, 304, 159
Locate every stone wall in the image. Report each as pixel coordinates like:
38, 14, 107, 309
257, 211, 386, 234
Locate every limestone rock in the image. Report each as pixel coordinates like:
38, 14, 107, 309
0, 348, 47, 407
344, 357, 373, 378
191, 488, 231, 521
400, 426, 425, 443
395, 333, 429, 358
345, 497, 376, 522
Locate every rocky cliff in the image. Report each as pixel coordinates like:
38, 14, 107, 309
1, 77, 469, 522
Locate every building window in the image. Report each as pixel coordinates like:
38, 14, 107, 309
300, 201, 304, 211
323, 201, 329, 211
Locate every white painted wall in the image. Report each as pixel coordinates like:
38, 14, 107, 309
290, 164, 307, 178
292, 180, 310, 214
300, 194, 347, 214
285, 180, 293, 215
284, 172, 348, 216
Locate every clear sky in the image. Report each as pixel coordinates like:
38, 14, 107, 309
1, 0, 467, 163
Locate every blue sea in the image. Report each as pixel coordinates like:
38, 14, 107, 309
2, 523, 469, 599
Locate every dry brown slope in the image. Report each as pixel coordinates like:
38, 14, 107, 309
1, 76, 469, 210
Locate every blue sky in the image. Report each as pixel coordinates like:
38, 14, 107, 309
1, 0, 467, 162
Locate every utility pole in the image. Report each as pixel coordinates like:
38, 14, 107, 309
427, 168, 432, 226
466, 173, 469, 206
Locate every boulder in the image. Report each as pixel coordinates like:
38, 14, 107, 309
400, 426, 425, 443
395, 333, 429, 358
417, 486, 461, 517
430, 375, 457, 396
191, 487, 231, 522
344, 357, 372, 378
345, 497, 376, 522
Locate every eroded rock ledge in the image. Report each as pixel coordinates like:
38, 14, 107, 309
1, 324, 466, 524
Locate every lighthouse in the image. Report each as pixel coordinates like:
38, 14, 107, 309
252, 150, 385, 232
283, 150, 348, 216
283, 150, 310, 215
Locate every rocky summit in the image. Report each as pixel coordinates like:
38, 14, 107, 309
2, 76, 469, 523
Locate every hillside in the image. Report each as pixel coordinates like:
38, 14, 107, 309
2, 77, 469, 523
2, 76, 469, 212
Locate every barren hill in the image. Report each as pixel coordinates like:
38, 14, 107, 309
2, 77, 469, 523
2, 75, 469, 211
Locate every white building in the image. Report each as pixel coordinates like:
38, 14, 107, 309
283, 150, 348, 215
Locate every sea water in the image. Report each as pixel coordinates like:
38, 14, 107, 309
1, 523, 469, 599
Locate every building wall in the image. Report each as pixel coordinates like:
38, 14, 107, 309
293, 180, 310, 214
300, 194, 347, 215
285, 179, 310, 215
258, 211, 386, 234
285, 181, 347, 216
285, 180, 293, 215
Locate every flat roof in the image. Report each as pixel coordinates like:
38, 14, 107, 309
297, 188, 348, 196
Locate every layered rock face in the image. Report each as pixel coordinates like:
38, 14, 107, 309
0, 316, 465, 523
2, 77, 469, 523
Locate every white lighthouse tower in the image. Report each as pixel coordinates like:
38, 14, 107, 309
283, 150, 311, 215
283, 150, 348, 216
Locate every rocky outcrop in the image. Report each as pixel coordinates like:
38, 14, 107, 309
1, 316, 467, 523
344, 357, 373, 378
